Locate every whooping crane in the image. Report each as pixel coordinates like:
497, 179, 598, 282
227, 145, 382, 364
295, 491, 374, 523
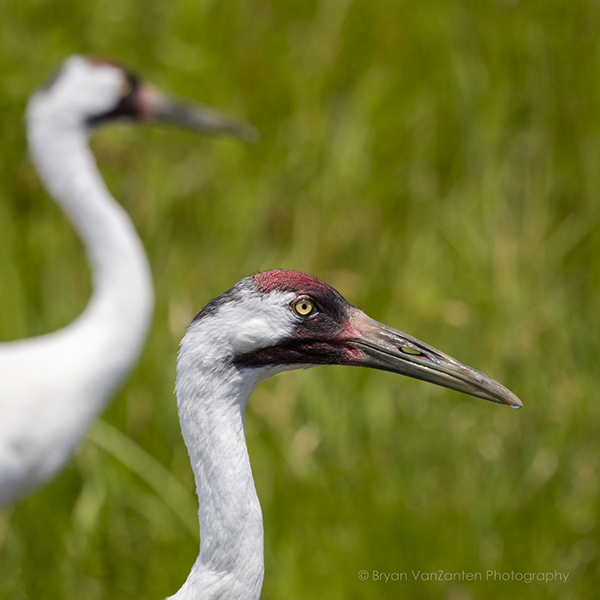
0, 55, 256, 507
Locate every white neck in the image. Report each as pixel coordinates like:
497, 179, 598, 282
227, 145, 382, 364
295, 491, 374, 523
26, 111, 154, 409
173, 334, 266, 600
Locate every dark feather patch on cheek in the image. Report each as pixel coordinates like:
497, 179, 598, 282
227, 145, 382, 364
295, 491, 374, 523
87, 72, 141, 127
237, 270, 362, 368
234, 340, 356, 368
234, 315, 363, 367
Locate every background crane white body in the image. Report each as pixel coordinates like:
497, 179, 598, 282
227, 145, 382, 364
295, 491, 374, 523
0, 113, 152, 505
171, 270, 521, 599
0, 56, 255, 507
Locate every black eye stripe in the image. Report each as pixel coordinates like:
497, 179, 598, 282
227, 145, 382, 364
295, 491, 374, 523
86, 70, 141, 127
124, 72, 139, 94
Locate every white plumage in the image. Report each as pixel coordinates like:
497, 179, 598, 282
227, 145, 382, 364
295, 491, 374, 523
170, 271, 521, 599
0, 56, 255, 507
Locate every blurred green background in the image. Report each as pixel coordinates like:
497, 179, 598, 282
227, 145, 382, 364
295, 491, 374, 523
1, 0, 599, 598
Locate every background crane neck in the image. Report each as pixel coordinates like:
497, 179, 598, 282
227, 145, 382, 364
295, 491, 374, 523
25, 111, 154, 408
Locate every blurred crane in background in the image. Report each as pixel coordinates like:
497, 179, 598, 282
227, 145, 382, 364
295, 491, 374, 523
0, 55, 257, 507
171, 269, 521, 599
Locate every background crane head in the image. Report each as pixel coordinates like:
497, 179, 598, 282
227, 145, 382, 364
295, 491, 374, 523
27, 55, 258, 141
182, 269, 522, 408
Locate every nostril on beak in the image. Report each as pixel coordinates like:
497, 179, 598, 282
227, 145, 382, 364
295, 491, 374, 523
399, 346, 423, 356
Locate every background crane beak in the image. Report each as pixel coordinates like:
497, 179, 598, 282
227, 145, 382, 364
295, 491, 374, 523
139, 84, 259, 143
347, 310, 522, 408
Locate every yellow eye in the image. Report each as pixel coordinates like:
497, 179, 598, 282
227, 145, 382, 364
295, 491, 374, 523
294, 298, 314, 316
400, 346, 422, 356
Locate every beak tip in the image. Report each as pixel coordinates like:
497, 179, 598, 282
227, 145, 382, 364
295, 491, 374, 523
499, 389, 522, 409
509, 396, 523, 409
143, 86, 260, 144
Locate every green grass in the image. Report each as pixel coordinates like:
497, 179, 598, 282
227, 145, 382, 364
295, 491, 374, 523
1, 0, 600, 598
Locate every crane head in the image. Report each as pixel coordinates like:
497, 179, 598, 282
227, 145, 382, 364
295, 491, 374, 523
28, 55, 258, 142
184, 270, 522, 408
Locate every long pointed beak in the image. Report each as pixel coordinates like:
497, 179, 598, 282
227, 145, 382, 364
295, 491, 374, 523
347, 310, 522, 408
139, 84, 259, 143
